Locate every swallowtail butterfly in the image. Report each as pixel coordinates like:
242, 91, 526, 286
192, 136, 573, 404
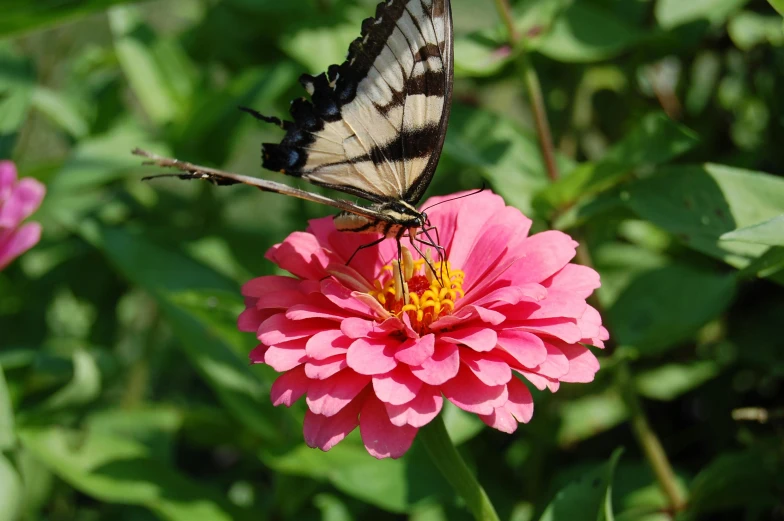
137, 0, 453, 251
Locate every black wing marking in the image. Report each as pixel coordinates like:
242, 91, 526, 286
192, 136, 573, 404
259, 0, 453, 205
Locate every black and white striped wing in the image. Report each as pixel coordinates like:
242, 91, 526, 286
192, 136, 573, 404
261, 0, 453, 205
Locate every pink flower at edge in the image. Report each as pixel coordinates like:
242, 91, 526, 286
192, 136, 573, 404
0, 161, 45, 271
240, 191, 609, 459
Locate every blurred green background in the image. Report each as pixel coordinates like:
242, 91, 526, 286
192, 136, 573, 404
1, 0, 783, 520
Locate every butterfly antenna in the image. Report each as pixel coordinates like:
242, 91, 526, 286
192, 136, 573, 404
421, 184, 486, 214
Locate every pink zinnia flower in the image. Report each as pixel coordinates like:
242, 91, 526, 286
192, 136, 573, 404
0, 161, 45, 271
240, 191, 608, 459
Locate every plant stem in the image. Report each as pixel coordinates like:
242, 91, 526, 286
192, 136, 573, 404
617, 361, 687, 513
419, 414, 500, 521
492, 0, 560, 182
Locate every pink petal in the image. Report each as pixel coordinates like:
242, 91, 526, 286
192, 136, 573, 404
0, 161, 17, 198
255, 290, 309, 310
440, 327, 497, 352
0, 222, 41, 270
530, 341, 569, 379
249, 344, 268, 364
395, 333, 435, 366
543, 264, 601, 298
0, 178, 45, 229
264, 339, 308, 372
346, 337, 398, 375
242, 275, 300, 298
286, 303, 347, 321
576, 305, 606, 345
303, 396, 363, 451
441, 365, 508, 415
384, 385, 443, 428
558, 343, 600, 383
321, 279, 374, 317
360, 395, 418, 459
518, 318, 583, 344
410, 340, 460, 385
513, 293, 588, 321
325, 262, 374, 293
258, 315, 333, 345
464, 283, 546, 310
237, 306, 272, 333
306, 370, 370, 417
460, 350, 512, 386
266, 231, 330, 280
502, 231, 578, 285
340, 317, 375, 339
372, 366, 423, 405
305, 355, 347, 380
305, 330, 351, 360
480, 377, 533, 433
496, 330, 547, 368
430, 305, 505, 329
308, 216, 389, 283
270, 365, 310, 406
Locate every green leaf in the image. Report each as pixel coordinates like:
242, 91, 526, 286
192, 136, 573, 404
728, 11, 784, 50
623, 164, 784, 269
0, 0, 141, 38
720, 214, 784, 246
0, 366, 14, 450
81, 224, 290, 445
264, 437, 448, 513
48, 121, 165, 193
30, 86, 89, 138
635, 361, 721, 401
0, 453, 23, 521
769, 0, 784, 16
655, 0, 751, 29
19, 426, 252, 521
39, 349, 101, 411
541, 112, 699, 209
557, 391, 628, 446
454, 34, 513, 78
735, 246, 784, 280
444, 104, 574, 215
595, 244, 736, 355
533, 3, 642, 63
539, 449, 623, 521
687, 449, 779, 515
0, 44, 34, 152
109, 6, 193, 125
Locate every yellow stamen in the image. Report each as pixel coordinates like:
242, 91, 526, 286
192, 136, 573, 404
366, 246, 466, 335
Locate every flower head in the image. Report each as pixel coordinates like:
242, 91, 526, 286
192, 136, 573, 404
0, 161, 45, 271
240, 191, 608, 459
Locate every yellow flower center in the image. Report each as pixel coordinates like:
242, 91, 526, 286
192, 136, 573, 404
369, 247, 465, 334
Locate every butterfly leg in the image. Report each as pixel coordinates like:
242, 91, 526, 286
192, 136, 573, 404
345, 236, 387, 266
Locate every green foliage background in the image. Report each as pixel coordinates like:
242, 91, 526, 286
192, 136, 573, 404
1, 0, 783, 520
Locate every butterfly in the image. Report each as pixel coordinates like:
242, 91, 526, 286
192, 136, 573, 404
136, 0, 453, 258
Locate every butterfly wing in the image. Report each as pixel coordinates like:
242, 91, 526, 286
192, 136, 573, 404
262, 0, 453, 205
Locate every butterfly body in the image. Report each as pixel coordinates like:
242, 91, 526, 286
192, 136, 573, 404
334, 199, 426, 238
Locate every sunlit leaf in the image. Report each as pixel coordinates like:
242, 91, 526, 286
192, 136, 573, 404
557, 392, 627, 446
0, 453, 23, 521
655, 0, 751, 29
720, 214, 784, 246
19, 426, 254, 521
635, 361, 721, 401
623, 164, 784, 269
39, 349, 101, 411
